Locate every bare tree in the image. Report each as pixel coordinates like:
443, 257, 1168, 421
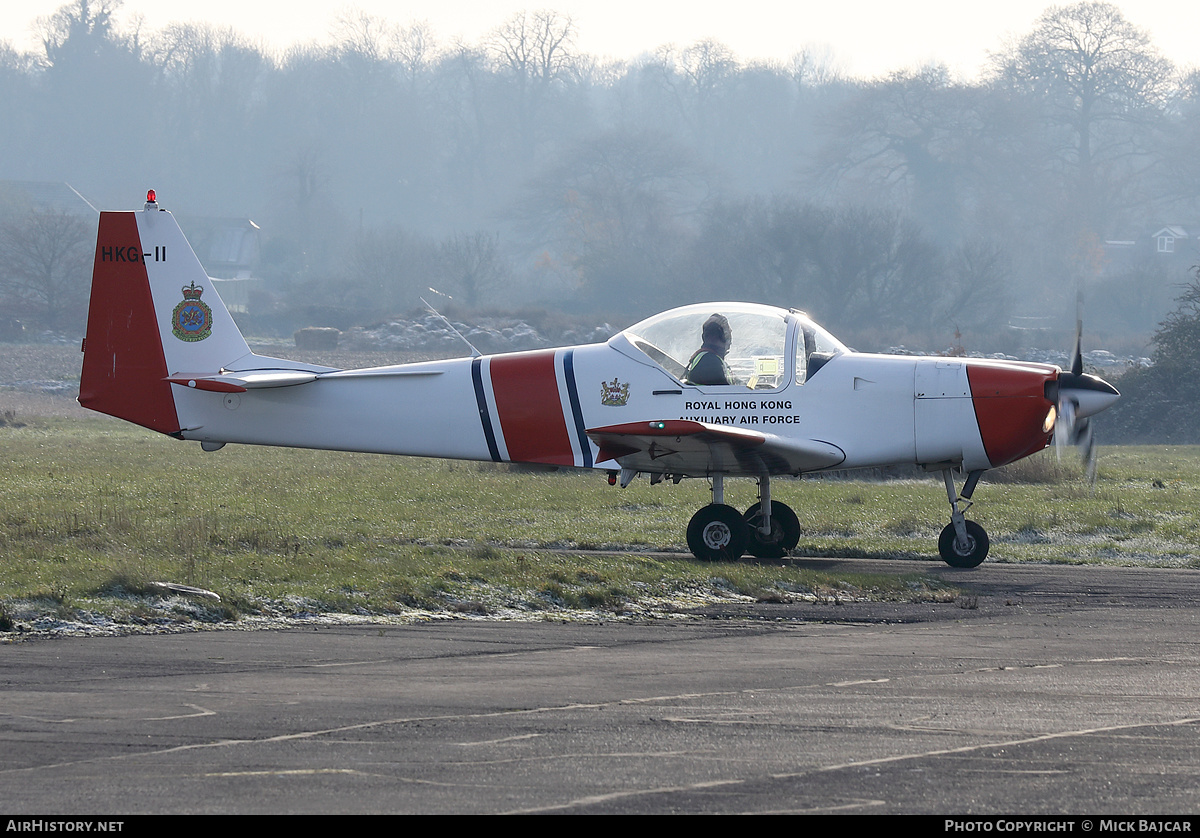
1149, 69, 1200, 216
789, 45, 846, 88
689, 196, 827, 304
395, 21, 436, 92
488, 9, 576, 89
679, 39, 737, 100
439, 232, 506, 308
815, 65, 983, 241
487, 10, 577, 158
332, 9, 391, 64
648, 39, 739, 144
341, 226, 439, 314
990, 2, 1173, 232
152, 23, 270, 141
804, 205, 943, 330
0, 207, 94, 331
937, 238, 1012, 331
518, 129, 706, 307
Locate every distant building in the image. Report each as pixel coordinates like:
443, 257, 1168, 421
178, 217, 262, 280
1151, 226, 1187, 255
1093, 223, 1198, 333
1103, 224, 1196, 274
176, 217, 263, 313
0, 180, 97, 217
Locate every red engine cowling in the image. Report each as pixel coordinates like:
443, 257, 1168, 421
966, 364, 1057, 468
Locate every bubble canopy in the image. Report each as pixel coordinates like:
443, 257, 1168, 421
616, 302, 847, 389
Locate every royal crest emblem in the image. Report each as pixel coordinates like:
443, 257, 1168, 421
172, 281, 213, 342
600, 377, 630, 406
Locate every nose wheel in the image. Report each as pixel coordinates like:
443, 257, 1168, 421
938, 469, 989, 567
938, 519, 989, 568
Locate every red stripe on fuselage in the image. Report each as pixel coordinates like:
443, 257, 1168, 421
966, 364, 1054, 468
79, 212, 180, 434
489, 350, 574, 466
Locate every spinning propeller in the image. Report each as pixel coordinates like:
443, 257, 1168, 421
1051, 316, 1119, 483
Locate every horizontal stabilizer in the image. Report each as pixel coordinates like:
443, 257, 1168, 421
166, 365, 449, 394
166, 370, 319, 392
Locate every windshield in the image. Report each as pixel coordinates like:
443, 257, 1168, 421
622, 303, 790, 389
621, 303, 846, 387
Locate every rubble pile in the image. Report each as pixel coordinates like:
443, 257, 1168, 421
339, 314, 615, 355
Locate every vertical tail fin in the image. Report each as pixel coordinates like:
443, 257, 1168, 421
79, 197, 251, 434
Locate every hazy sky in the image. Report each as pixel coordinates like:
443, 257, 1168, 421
2, 0, 1197, 80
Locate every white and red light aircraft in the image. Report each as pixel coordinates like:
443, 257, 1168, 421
80, 193, 1120, 567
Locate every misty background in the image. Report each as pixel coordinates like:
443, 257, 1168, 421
1, 0, 1198, 358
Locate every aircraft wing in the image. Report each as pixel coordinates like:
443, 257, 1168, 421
586, 420, 845, 477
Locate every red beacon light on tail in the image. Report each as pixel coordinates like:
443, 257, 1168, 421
144, 189, 158, 209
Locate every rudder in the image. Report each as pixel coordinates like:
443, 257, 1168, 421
79, 198, 251, 434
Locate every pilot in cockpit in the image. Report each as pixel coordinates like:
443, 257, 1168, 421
684, 313, 737, 386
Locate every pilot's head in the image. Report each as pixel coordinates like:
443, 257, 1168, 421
702, 314, 732, 357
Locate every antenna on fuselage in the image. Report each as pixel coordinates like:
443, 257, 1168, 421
421, 291, 481, 358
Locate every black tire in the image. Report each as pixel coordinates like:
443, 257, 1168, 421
938, 520, 989, 568
686, 504, 749, 562
743, 501, 801, 558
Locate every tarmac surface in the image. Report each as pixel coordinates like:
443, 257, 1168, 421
3, 558, 1199, 814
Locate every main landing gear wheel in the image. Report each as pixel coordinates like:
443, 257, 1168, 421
687, 504, 748, 562
743, 501, 801, 559
938, 520, 989, 568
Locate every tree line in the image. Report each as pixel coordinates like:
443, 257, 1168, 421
1, 1, 1198, 350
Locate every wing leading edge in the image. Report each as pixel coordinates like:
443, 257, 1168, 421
586, 420, 845, 477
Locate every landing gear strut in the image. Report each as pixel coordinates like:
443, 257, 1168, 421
743, 474, 800, 558
938, 469, 989, 568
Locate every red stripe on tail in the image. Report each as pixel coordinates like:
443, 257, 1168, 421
78, 212, 180, 434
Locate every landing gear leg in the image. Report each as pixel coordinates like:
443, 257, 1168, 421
938, 469, 988, 568
686, 475, 748, 561
743, 474, 800, 558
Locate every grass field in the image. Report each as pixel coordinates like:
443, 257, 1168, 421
1, 409, 1197, 633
